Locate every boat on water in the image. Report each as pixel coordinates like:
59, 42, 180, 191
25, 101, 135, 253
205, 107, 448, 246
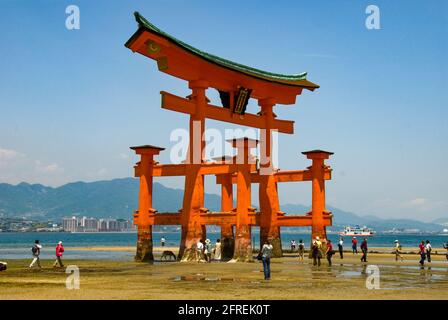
338, 225, 375, 237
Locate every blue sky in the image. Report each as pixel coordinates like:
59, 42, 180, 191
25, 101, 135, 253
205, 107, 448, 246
0, 0, 447, 221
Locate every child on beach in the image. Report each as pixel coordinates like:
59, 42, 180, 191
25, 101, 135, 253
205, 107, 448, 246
394, 240, 404, 262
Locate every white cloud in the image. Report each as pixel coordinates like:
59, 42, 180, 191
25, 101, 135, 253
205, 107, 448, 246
407, 198, 428, 206
0, 147, 25, 166
118, 153, 130, 160
35, 160, 64, 174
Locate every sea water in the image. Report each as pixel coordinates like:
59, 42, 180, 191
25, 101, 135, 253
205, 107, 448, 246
0, 231, 447, 260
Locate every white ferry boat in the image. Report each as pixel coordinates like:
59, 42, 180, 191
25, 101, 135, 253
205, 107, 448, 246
338, 225, 375, 237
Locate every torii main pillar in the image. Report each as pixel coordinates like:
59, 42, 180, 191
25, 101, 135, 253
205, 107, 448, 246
179, 80, 209, 261
258, 98, 282, 257
303, 150, 334, 243
229, 138, 258, 262
131, 145, 164, 262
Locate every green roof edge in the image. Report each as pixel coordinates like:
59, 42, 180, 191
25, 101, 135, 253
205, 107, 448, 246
126, 12, 319, 89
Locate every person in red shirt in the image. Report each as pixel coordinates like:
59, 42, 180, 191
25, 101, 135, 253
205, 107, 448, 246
360, 238, 368, 262
325, 240, 334, 266
351, 237, 358, 254
418, 240, 426, 266
53, 241, 65, 268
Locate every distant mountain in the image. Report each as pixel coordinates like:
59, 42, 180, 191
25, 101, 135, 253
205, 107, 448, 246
0, 178, 220, 220
433, 218, 448, 227
280, 204, 443, 232
0, 178, 443, 232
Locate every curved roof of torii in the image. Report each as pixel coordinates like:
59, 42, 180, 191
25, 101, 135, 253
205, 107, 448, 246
125, 12, 319, 91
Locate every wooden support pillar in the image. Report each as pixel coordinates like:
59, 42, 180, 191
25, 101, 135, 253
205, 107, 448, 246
179, 80, 208, 261
220, 174, 234, 259
221, 223, 234, 260
258, 98, 282, 257
131, 145, 164, 262
229, 138, 257, 262
302, 150, 333, 247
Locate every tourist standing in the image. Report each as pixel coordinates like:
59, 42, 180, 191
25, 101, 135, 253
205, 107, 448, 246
196, 240, 204, 262
312, 236, 322, 266
418, 240, 426, 266
261, 240, 273, 280
298, 239, 305, 260
52, 241, 65, 268
214, 239, 222, 261
326, 239, 334, 266
161, 236, 166, 247
204, 239, 212, 263
360, 238, 368, 262
394, 240, 404, 262
338, 237, 344, 259
352, 237, 358, 254
290, 240, 297, 252
29, 240, 42, 269
425, 240, 432, 263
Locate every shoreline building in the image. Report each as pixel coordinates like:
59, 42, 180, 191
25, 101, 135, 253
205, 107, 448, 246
62, 216, 135, 233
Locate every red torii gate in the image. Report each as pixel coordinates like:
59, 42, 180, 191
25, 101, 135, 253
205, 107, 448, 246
125, 12, 334, 262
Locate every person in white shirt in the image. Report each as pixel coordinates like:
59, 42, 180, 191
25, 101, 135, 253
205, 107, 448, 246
196, 240, 204, 262
29, 240, 42, 268
425, 240, 432, 263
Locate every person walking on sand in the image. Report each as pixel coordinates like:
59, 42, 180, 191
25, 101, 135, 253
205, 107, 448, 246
394, 240, 404, 262
261, 240, 273, 280
29, 240, 42, 269
52, 241, 65, 268
213, 239, 222, 261
338, 237, 344, 259
425, 240, 432, 263
312, 236, 322, 266
326, 239, 334, 266
352, 237, 358, 254
360, 238, 368, 262
160, 236, 166, 247
204, 239, 212, 263
298, 239, 305, 260
418, 240, 426, 266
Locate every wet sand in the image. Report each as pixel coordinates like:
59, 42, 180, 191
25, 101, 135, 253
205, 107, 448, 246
0, 251, 447, 300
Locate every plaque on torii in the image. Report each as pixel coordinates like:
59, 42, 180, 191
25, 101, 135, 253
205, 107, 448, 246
125, 12, 333, 262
